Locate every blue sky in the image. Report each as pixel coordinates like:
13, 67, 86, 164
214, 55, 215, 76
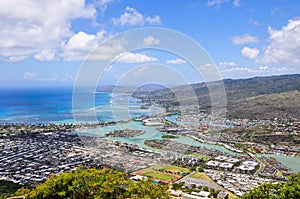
0, 0, 300, 87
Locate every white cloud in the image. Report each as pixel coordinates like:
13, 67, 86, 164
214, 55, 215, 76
207, 0, 240, 7
232, 34, 259, 45
0, 0, 96, 62
143, 35, 160, 46
260, 18, 300, 66
166, 58, 187, 64
20, 72, 75, 83
219, 61, 237, 67
98, 0, 115, 6
145, 15, 161, 24
233, 0, 240, 7
34, 49, 56, 61
249, 18, 260, 26
6, 56, 27, 62
36, 73, 74, 82
221, 65, 291, 78
87, 37, 126, 61
198, 63, 214, 70
258, 66, 269, 70
61, 31, 107, 61
241, 47, 259, 59
98, 0, 115, 15
143, 36, 160, 46
112, 6, 161, 26
207, 0, 228, 7
115, 52, 157, 63
22, 72, 37, 80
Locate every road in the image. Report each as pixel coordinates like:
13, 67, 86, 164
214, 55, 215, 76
247, 152, 265, 176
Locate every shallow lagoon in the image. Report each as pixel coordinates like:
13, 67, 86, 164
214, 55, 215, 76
76, 119, 300, 173
76, 120, 243, 155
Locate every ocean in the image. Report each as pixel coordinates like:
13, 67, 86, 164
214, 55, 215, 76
1, 87, 299, 173
0, 87, 160, 124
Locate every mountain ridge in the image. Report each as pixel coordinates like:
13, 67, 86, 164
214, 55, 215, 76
133, 74, 300, 119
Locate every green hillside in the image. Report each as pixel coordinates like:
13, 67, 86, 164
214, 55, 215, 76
227, 90, 300, 119
12, 167, 169, 199
133, 74, 300, 119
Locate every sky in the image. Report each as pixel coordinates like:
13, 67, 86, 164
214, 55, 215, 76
1, 0, 300, 87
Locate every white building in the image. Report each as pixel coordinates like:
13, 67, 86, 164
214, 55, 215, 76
206, 161, 220, 169
219, 162, 234, 170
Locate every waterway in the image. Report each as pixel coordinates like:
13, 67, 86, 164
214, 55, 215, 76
166, 114, 300, 173
76, 120, 242, 155
256, 154, 300, 173
75, 115, 300, 173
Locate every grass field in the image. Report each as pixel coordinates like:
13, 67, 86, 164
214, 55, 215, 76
141, 171, 177, 181
151, 164, 190, 173
189, 172, 212, 181
132, 164, 189, 183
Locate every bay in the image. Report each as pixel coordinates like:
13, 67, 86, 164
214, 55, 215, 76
1, 87, 299, 173
0, 87, 161, 123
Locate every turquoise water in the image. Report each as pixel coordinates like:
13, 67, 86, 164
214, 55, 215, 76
0, 87, 75, 123
76, 121, 165, 149
76, 118, 300, 173
166, 114, 300, 172
0, 87, 162, 123
75, 120, 239, 155
165, 114, 188, 125
165, 114, 179, 123
174, 136, 238, 154
1, 87, 298, 172
257, 154, 300, 173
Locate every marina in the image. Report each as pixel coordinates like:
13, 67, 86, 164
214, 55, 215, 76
75, 117, 300, 173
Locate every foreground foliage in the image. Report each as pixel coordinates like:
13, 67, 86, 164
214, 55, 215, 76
0, 180, 23, 198
242, 172, 300, 199
15, 167, 170, 199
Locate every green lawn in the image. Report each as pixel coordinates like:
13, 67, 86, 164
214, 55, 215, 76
276, 170, 283, 177
141, 171, 177, 181
134, 164, 189, 182
151, 164, 189, 173
189, 172, 212, 181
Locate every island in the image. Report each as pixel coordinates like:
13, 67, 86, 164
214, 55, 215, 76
162, 134, 179, 139
105, 129, 145, 137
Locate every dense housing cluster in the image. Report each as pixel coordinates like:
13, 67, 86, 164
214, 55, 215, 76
0, 131, 100, 185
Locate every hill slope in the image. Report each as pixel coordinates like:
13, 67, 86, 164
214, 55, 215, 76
133, 74, 300, 119
228, 90, 300, 119
14, 167, 169, 199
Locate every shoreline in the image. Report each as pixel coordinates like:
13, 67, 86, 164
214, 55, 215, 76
1, 112, 300, 173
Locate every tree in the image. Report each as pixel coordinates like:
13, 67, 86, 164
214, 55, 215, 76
242, 172, 300, 199
190, 166, 196, 172
15, 167, 170, 199
172, 183, 181, 190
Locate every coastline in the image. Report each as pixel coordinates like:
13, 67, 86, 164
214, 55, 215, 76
1, 110, 299, 173
0, 88, 299, 175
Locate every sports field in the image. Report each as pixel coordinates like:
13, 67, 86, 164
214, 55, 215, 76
141, 171, 177, 181
132, 164, 190, 183
151, 164, 190, 173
